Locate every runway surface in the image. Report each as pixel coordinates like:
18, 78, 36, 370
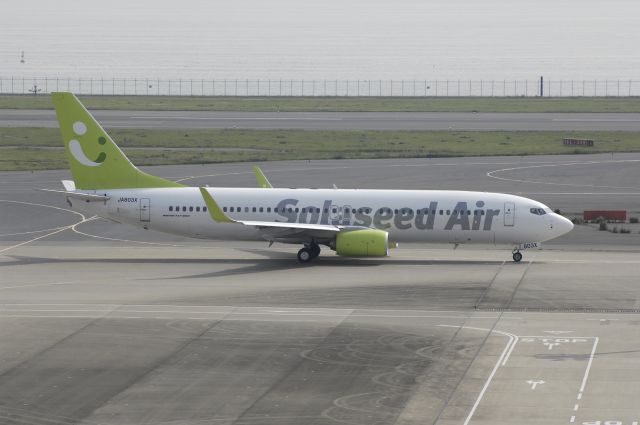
4, 109, 640, 131
2, 154, 640, 425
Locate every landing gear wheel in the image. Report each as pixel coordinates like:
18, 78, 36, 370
309, 244, 321, 259
297, 247, 313, 263
512, 251, 523, 263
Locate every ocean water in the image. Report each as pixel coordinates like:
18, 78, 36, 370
1, 0, 639, 80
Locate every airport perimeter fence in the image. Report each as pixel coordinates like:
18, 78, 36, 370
2, 77, 640, 97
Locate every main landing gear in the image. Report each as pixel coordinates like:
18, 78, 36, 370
512, 249, 523, 263
297, 243, 321, 263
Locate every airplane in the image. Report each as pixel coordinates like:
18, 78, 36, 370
46, 92, 574, 263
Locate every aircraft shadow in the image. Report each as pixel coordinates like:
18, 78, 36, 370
2, 254, 510, 279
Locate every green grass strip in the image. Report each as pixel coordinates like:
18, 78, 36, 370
1, 127, 639, 171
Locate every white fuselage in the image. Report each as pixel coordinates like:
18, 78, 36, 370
69, 187, 573, 246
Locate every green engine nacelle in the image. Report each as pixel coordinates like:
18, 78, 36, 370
334, 229, 389, 257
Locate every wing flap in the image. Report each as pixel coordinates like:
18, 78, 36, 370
237, 220, 340, 232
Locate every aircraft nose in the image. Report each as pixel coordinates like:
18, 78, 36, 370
553, 214, 574, 236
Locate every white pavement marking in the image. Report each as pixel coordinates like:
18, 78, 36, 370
170, 159, 563, 183
0, 281, 83, 291
486, 160, 640, 189
0, 200, 87, 254
553, 118, 640, 122
579, 337, 599, 393
0, 304, 501, 320
437, 332, 598, 425
526, 379, 545, 390
0, 226, 68, 237
437, 325, 518, 425
130, 116, 343, 121
70, 219, 187, 247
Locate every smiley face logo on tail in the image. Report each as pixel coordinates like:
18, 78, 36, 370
68, 121, 107, 167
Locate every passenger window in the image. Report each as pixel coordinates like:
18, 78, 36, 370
244, 207, 249, 213
223, 207, 227, 212
439, 210, 443, 215
295, 208, 299, 213
189, 206, 193, 212
203, 207, 207, 212
175, 206, 179, 211
169, 206, 173, 211
446, 210, 451, 215
252, 207, 256, 212
182, 206, 186, 212
267, 207, 271, 212
332, 208, 337, 213
196, 206, 200, 212
259, 207, 263, 212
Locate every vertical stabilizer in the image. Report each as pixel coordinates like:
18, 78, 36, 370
52, 92, 183, 190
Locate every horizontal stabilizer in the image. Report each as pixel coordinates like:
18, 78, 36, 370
39, 189, 110, 202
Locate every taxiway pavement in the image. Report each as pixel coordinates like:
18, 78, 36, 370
1, 155, 640, 425
3, 109, 640, 131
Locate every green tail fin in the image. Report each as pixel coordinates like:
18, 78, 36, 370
51, 92, 183, 190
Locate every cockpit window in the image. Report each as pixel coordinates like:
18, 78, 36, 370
530, 208, 546, 215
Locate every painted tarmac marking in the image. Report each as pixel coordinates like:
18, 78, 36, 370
487, 160, 640, 190
526, 379, 545, 390
544, 342, 560, 350
564, 337, 599, 424
130, 116, 343, 121
442, 333, 598, 425
0, 200, 89, 254
0, 226, 68, 237
437, 325, 518, 425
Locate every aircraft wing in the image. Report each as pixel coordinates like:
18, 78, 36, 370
199, 187, 363, 242
253, 166, 273, 188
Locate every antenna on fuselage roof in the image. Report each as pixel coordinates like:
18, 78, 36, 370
332, 184, 338, 189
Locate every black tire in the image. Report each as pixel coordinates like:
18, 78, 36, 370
512, 252, 523, 263
310, 245, 321, 259
297, 248, 313, 263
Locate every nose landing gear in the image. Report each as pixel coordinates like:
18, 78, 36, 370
512, 249, 523, 263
